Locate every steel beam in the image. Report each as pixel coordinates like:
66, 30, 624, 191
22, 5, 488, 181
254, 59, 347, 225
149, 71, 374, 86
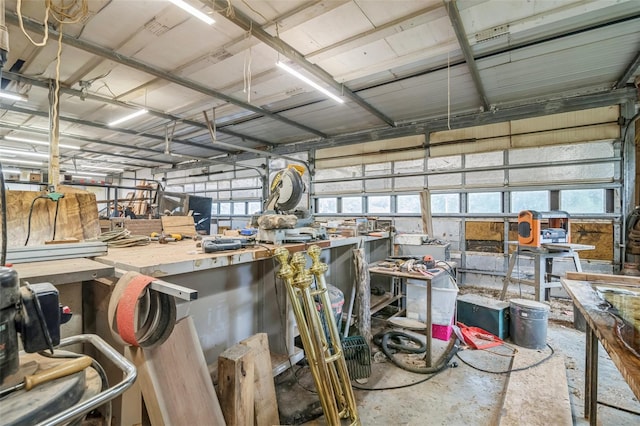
235, 86, 637, 161
210, 0, 396, 128
613, 49, 640, 89
2, 71, 275, 148
445, 0, 491, 111
4, 11, 327, 139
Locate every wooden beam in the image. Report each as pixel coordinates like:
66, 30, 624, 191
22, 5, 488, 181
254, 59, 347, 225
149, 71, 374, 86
240, 333, 279, 426
419, 190, 433, 237
218, 344, 255, 426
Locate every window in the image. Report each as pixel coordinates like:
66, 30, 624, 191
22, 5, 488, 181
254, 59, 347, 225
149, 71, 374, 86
368, 196, 391, 213
247, 202, 261, 215
219, 202, 231, 215
318, 198, 337, 213
342, 197, 362, 214
468, 192, 502, 213
561, 189, 604, 214
211, 203, 218, 215
431, 194, 460, 213
397, 195, 420, 214
233, 202, 246, 215
511, 191, 549, 213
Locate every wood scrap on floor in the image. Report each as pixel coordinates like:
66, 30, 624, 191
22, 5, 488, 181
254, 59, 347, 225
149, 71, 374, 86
130, 316, 226, 426
218, 344, 254, 426
499, 354, 571, 426
239, 333, 279, 426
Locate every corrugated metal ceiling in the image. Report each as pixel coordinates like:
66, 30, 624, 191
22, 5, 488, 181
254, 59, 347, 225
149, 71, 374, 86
0, 0, 638, 176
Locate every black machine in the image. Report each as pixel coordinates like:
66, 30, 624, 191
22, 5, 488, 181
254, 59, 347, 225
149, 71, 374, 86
0, 267, 71, 383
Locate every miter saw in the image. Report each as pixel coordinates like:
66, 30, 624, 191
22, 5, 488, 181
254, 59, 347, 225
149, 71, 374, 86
255, 165, 326, 244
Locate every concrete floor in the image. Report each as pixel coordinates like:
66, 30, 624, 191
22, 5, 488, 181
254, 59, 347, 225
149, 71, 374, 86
275, 286, 640, 425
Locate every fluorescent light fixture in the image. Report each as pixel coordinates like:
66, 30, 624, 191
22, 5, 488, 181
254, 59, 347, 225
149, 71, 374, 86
70, 175, 101, 180
0, 157, 43, 166
276, 61, 345, 104
4, 135, 79, 150
0, 148, 49, 159
79, 165, 124, 172
1, 168, 22, 174
167, 0, 215, 25
62, 170, 107, 177
108, 109, 148, 127
0, 91, 28, 102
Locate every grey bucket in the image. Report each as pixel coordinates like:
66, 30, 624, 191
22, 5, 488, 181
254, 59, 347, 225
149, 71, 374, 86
509, 299, 550, 350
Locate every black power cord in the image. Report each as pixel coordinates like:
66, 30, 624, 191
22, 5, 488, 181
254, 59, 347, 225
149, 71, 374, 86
24, 195, 63, 246
455, 343, 555, 374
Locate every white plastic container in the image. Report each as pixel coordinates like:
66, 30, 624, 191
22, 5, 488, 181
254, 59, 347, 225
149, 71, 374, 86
406, 274, 458, 325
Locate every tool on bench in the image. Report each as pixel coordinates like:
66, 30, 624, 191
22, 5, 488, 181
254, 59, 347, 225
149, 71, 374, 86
201, 237, 252, 253
0, 356, 92, 398
517, 210, 570, 247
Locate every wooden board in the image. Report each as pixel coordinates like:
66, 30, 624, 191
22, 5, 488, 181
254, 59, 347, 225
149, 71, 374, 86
240, 333, 279, 426
570, 222, 613, 260
12, 258, 114, 286
499, 355, 572, 426
134, 316, 226, 426
1, 189, 100, 247
218, 344, 254, 426
419, 190, 433, 237
121, 219, 162, 236
161, 215, 197, 237
466, 221, 504, 253
565, 272, 640, 287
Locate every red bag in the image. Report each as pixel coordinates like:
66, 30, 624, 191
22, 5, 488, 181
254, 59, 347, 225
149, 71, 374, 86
456, 322, 503, 350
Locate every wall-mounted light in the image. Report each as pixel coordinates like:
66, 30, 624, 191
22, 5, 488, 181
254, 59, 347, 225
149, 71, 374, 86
0, 148, 49, 159
4, 135, 80, 150
276, 61, 344, 104
167, 0, 215, 25
108, 109, 148, 127
0, 91, 28, 102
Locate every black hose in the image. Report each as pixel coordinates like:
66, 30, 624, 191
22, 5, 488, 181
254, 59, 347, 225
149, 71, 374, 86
24, 195, 46, 246
0, 161, 7, 266
376, 330, 459, 374
52, 199, 61, 241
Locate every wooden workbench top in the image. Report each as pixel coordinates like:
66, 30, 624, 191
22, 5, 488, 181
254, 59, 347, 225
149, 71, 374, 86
93, 234, 388, 277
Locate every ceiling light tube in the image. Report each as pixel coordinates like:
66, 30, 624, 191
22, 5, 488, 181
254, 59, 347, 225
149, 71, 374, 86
0, 148, 49, 159
61, 170, 107, 177
0, 91, 28, 102
108, 109, 148, 127
0, 158, 43, 166
1, 168, 22, 174
79, 165, 124, 172
276, 61, 345, 104
167, 0, 215, 25
4, 135, 80, 150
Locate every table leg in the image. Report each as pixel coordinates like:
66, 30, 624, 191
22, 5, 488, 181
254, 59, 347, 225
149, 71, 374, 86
500, 252, 517, 300
585, 326, 598, 425
571, 250, 583, 273
534, 255, 544, 302
425, 280, 432, 368
544, 257, 553, 301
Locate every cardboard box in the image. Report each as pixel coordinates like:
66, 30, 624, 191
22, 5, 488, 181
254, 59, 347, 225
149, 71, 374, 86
29, 173, 41, 182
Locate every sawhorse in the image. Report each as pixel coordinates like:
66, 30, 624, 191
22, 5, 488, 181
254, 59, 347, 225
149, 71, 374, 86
500, 243, 594, 302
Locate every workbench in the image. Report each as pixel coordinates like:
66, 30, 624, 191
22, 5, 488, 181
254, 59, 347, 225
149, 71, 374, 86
500, 243, 594, 302
367, 265, 454, 367
92, 234, 391, 374
560, 273, 640, 426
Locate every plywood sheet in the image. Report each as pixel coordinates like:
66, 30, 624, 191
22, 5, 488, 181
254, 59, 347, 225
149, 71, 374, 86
161, 215, 197, 237
510, 106, 619, 134
1, 189, 100, 247
571, 222, 613, 261
511, 123, 619, 148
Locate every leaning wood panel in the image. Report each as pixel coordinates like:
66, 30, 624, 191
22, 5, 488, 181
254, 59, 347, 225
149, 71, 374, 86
239, 334, 279, 426
138, 316, 227, 426
218, 344, 255, 426
161, 215, 197, 237
570, 222, 613, 261
1, 190, 100, 247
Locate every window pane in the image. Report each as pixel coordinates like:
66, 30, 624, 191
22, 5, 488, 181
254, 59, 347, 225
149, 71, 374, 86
247, 202, 261, 215
397, 195, 420, 213
211, 203, 218, 215
219, 202, 231, 215
342, 197, 362, 214
561, 189, 604, 214
318, 198, 337, 213
395, 159, 423, 174
233, 202, 246, 215
431, 194, 460, 213
368, 196, 391, 213
511, 191, 549, 213
468, 192, 502, 213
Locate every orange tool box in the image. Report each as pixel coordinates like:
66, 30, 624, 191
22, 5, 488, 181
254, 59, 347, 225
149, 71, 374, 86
517, 210, 570, 248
